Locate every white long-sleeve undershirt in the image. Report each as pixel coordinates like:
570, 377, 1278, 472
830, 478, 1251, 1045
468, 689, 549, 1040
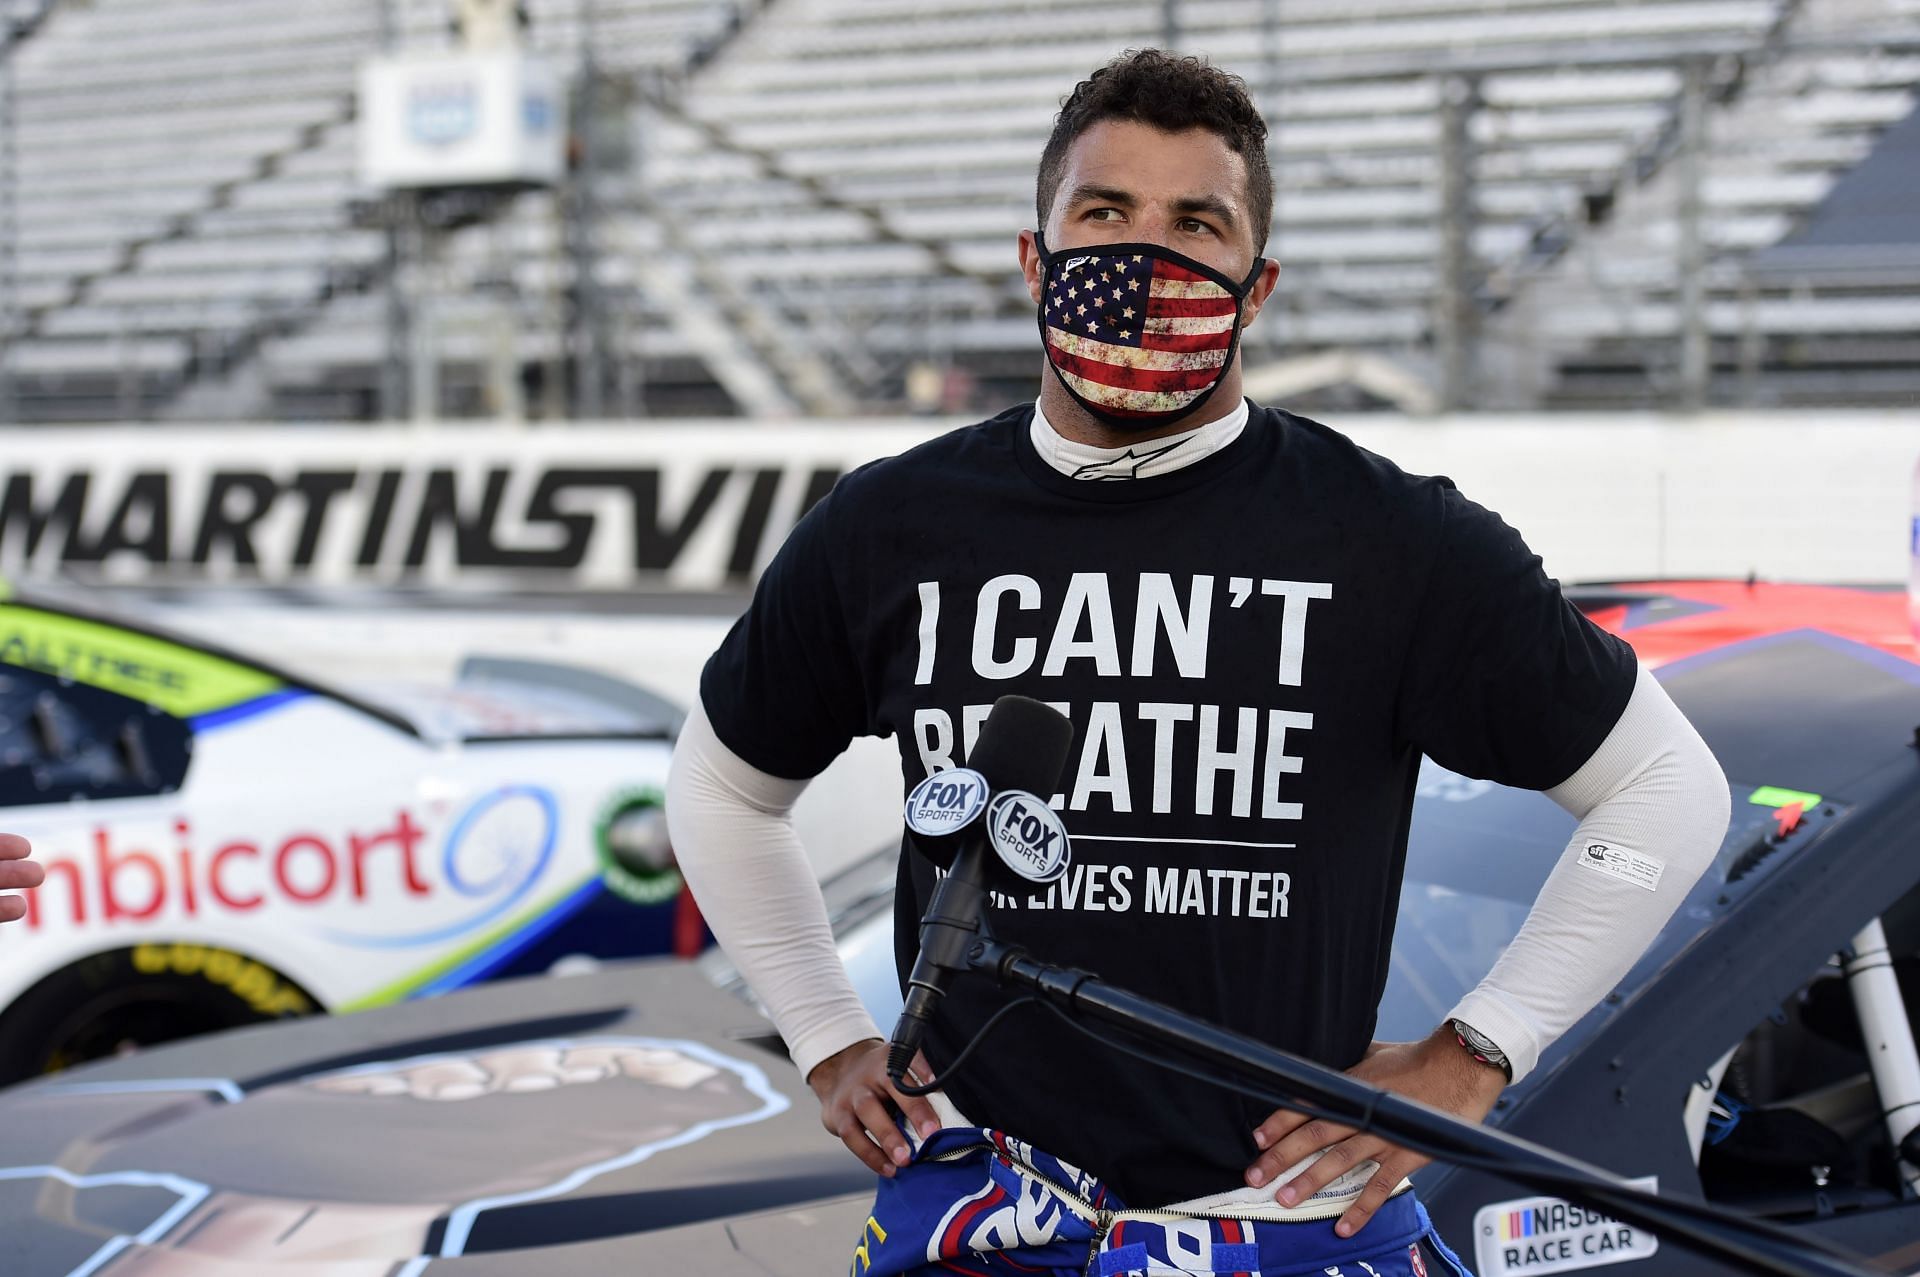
667, 699, 882, 1081
1447, 663, 1730, 1080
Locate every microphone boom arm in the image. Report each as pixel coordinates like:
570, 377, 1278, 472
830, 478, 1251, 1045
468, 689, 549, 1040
963, 929, 1880, 1277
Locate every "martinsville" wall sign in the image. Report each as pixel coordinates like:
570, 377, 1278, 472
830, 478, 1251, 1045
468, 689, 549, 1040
0, 424, 944, 591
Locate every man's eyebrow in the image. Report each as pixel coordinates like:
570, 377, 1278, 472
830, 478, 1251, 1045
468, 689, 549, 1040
1064, 183, 1137, 209
1171, 193, 1240, 229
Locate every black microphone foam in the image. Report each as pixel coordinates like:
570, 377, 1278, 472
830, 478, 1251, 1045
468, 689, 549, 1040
909, 696, 1075, 872
967, 695, 1076, 798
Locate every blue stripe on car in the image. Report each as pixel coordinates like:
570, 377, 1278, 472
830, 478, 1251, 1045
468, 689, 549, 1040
412, 876, 609, 997
188, 688, 312, 733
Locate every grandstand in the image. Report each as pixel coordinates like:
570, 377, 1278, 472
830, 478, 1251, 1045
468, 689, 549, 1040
0, 0, 1914, 421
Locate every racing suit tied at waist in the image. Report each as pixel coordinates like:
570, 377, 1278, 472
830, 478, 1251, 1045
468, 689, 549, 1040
852, 1098, 1473, 1277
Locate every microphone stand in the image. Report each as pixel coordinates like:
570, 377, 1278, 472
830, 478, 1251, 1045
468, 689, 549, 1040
958, 925, 1880, 1277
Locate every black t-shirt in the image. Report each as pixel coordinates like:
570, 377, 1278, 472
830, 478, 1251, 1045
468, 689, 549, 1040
700, 402, 1636, 1206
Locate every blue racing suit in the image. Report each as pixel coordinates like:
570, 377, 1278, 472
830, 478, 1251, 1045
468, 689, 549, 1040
849, 1118, 1474, 1277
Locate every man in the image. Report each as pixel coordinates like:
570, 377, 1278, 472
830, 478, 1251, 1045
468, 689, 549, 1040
0, 833, 40, 924
668, 50, 1729, 1276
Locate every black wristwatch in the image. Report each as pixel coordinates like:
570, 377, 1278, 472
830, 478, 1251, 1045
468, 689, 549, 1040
1450, 1018, 1513, 1082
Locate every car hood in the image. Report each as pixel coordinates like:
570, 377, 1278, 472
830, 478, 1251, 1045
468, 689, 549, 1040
0, 961, 874, 1274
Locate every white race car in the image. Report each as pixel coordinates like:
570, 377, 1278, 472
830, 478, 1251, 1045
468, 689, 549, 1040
0, 580, 685, 1082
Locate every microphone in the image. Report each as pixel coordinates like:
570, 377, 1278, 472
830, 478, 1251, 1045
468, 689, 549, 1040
887, 695, 1075, 1086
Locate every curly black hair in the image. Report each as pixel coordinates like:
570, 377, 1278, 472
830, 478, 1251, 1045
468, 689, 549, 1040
1037, 49, 1274, 253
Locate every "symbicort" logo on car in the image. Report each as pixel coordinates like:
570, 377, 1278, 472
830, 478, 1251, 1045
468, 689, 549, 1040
18, 786, 559, 951
20, 812, 431, 932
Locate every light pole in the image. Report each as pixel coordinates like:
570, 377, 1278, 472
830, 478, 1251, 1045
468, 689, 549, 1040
1434, 74, 1482, 413
1676, 57, 1710, 412
568, 0, 609, 419
0, 19, 19, 424
1262, 0, 1282, 361
375, 0, 410, 420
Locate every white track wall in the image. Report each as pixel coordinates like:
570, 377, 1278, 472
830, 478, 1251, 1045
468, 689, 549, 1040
1335, 413, 1920, 587
1, 411, 1915, 589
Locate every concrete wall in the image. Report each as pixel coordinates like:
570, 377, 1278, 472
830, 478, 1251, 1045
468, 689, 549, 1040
1333, 412, 1920, 585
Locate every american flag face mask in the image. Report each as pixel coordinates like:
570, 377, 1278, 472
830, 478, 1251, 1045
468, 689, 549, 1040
1035, 231, 1265, 431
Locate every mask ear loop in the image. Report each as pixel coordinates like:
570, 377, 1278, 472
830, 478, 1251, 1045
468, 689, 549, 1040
1237, 256, 1269, 297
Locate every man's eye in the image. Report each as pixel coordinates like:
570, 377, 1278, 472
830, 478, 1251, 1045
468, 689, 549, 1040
1088, 208, 1123, 221
1180, 218, 1215, 235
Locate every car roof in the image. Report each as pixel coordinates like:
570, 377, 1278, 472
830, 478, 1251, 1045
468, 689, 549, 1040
1571, 581, 1918, 803
0, 576, 421, 737
1420, 585, 1920, 1265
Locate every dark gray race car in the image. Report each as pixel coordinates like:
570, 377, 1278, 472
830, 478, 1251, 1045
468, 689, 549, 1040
0, 582, 1914, 1276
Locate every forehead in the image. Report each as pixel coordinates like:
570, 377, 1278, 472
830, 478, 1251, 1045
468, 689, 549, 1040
1051, 119, 1252, 215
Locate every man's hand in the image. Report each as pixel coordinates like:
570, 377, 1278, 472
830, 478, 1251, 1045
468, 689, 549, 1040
1244, 1027, 1507, 1237
0, 834, 43, 925
807, 1038, 942, 1178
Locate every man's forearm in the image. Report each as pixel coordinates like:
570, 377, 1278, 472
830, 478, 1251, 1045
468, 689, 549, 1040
1449, 666, 1731, 1082
665, 699, 881, 1080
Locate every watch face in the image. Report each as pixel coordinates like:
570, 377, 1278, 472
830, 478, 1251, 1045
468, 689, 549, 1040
1454, 1020, 1507, 1062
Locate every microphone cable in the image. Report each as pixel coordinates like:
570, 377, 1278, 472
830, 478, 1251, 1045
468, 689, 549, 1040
890, 995, 1039, 1098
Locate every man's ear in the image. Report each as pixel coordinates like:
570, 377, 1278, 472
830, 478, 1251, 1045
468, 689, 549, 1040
1240, 258, 1283, 331
1017, 229, 1045, 305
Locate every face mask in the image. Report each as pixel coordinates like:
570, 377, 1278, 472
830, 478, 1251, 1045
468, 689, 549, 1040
1034, 230, 1265, 432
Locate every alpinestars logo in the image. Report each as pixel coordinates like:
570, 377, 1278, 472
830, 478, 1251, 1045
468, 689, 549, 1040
1068, 438, 1194, 481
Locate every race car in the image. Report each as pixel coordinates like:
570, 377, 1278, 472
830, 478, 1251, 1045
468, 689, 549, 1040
1403, 581, 1920, 1276
0, 578, 690, 1083
0, 581, 1914, 1277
